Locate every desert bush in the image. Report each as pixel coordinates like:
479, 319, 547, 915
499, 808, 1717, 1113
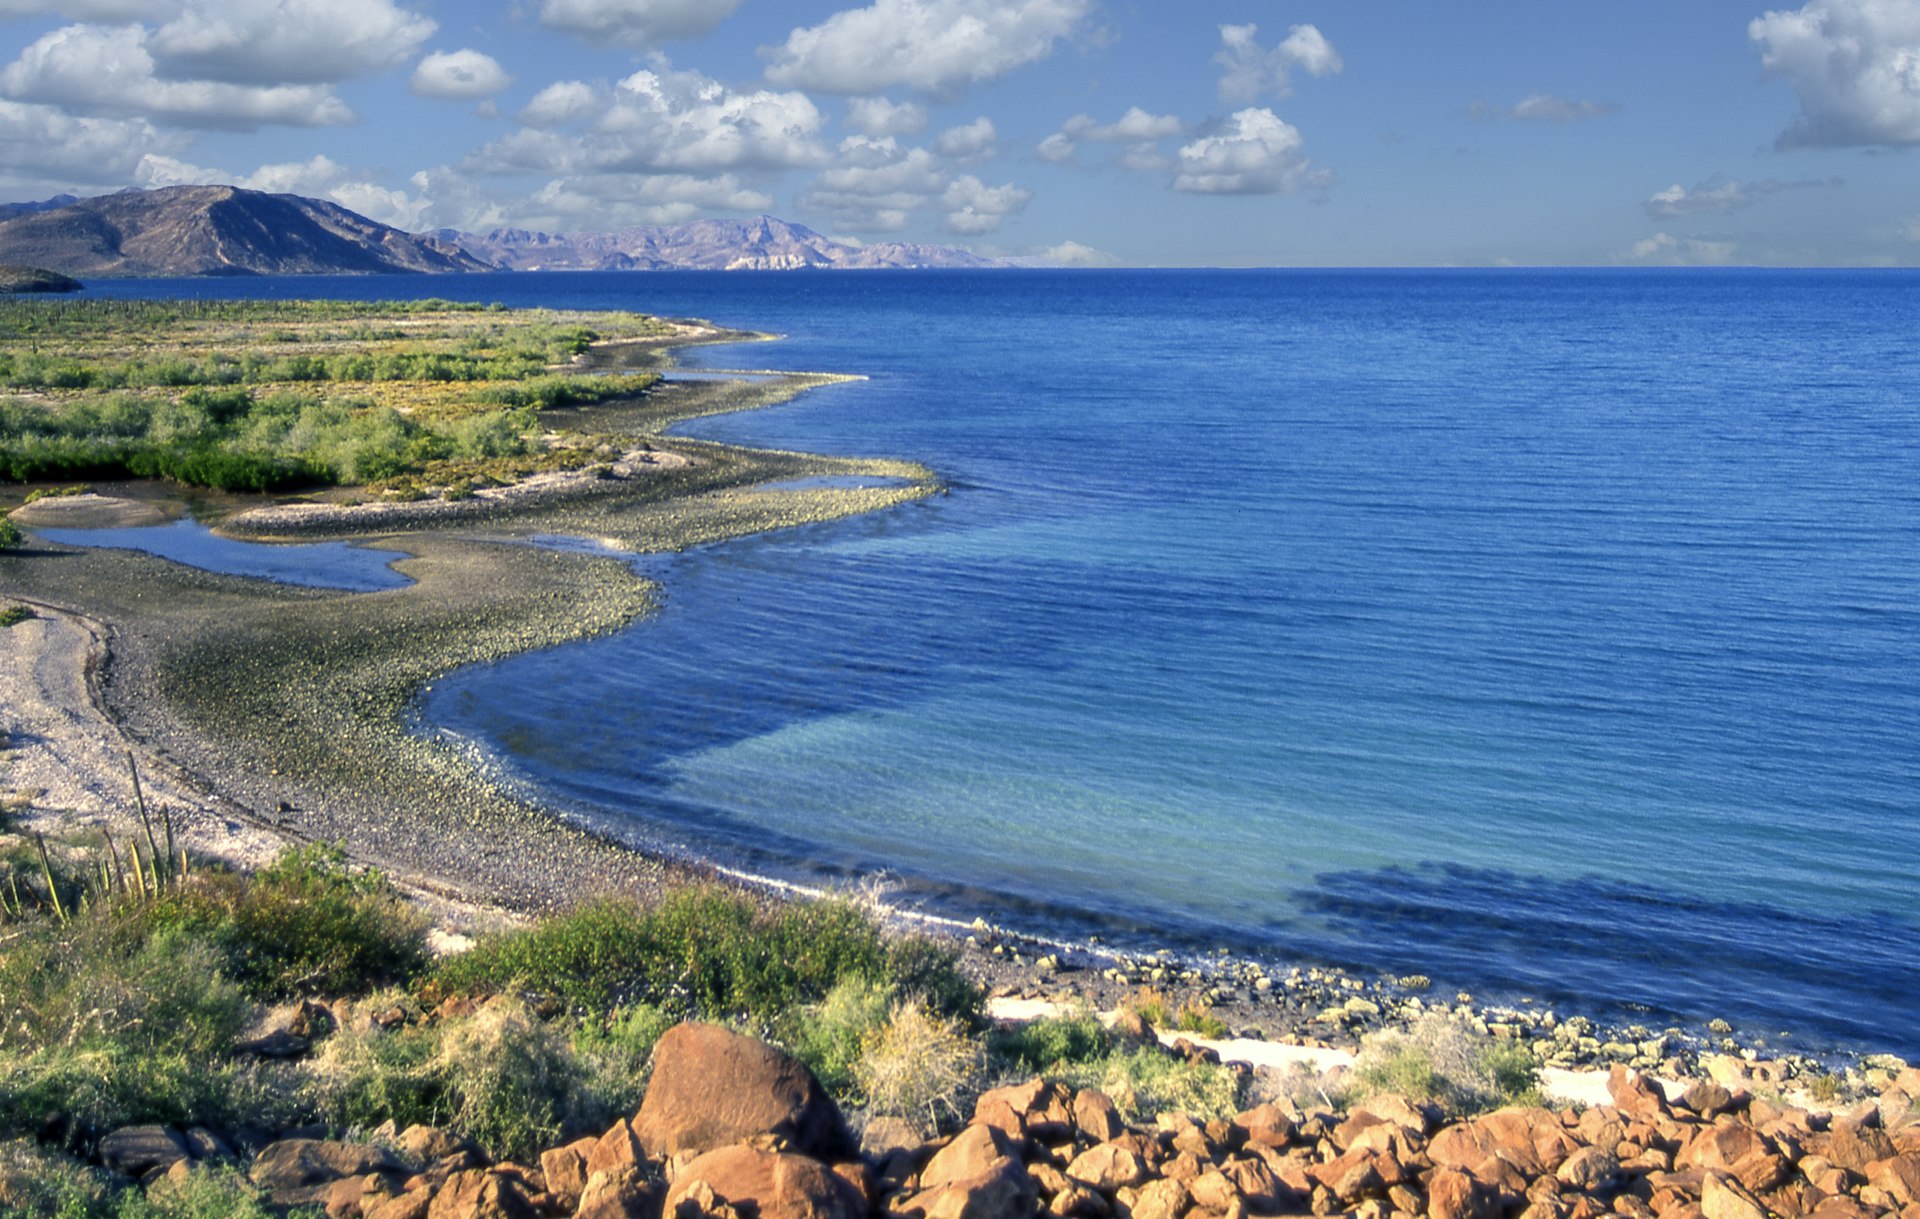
1349, 1014, 1542, 1113
143, 845, 431, 1000
570, 1003, 674, 1117
989, 1010, 1112, 1076
0, 519, 20, 550
0, 925, 252, 1142
114, 1165, 292, 1219
854, 1002, 986, 1133
785, 977, 894, 1097
1089, 1049, 1243, 1124
429, 884, 974, 1029
0, 1137, 115, 1219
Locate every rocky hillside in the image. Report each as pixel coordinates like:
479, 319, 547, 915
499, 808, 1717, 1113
0, 186, 492, 277
444, 215, 1006, 271
0, 263, 81, 292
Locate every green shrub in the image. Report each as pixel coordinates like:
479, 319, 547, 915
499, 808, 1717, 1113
0, 605, 28, 628
1087, 1048, 1243, 1124
112, 1165, 293, 1219
784, 976, 894, 1096
1349, 1014, 1542, 1114
0, 1138, 115, 1219
303, 994, 442, 1135
144, 845, 431, 1000
0, 519, 20, 551
989, 1010, 1112, 1076
429, 884, 947, 1028
0, 925, 253, 1141
570, 1003, 674, 1117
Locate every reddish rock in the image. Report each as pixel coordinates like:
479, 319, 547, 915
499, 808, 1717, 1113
366, 1191, 434, 1219
590, 1120, 648, 1181
251, 1140, 410, 1209
1068, 1144, 1151, 1194
905, 1149, 1035, 1219
426, 1168, 539, 1219
1823, 1124, 1896, 1174
1231, 1106, 1296, 1152
1123, 1178, 1192, 1219
1869, 1154, 1920, 1207
977, 1080, 1076, 1144
637, 1024, 856, 1162
1478, 1108, 1582, 1176
540, 1139, 595, 1203
1050, 1184, 1112, 1218
1608, 1069, 1672, 1124
577, 1166, 659, 1219
925, 1125, 1021, 1192
1217, 1157, 1286, 1212
1578, 1112, 1630, 1157
1677, 1085, 1740, 1121
1350, 1095, 1435, 1137
1679, 1124, 1789, 1194
1557, 1147, 1623, 1191
1188, 1170, 1244, 1213
1698, 1175, 1765, 1219
1076, 1092, 1127, 1145
1427, 1168, 1496, 1219
665, 1145, 863, 1219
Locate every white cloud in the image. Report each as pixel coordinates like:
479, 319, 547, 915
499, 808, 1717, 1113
1215, 22, 1342, 104
1473, 92, 1616, 122
524, 172, 772, 228
146, 0, 434, 86
1644, 175, 1837, 215
935, 115, 996, 160
763, 0, 1090, 96
520, 80, 600, 128
799, 135, 947, 230
412, 50, 512, 101
1068, 106, 1184, 142
472, 64, 828, 177
134, 152, 435, 230
1624, 232, 1740, 265
1040, 239, 1118, 266
940, 173, 1030, 233
845, 95, 926, 136
1173, 107, 1327, 195
1751, 0, 1920, 146
538, 0, 743, 48
0, 97, 183, 192
0, 23, 353, 128
1035, 130, 1075, 162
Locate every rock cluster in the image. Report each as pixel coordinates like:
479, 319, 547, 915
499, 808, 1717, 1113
69, 1024, 1920, 1219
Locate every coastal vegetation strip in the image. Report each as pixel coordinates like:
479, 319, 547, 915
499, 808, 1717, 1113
0, 298, 673, 495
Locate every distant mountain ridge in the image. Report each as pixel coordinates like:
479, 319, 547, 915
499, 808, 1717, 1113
440, 215, 1008, 271
0, 186, 491, 278
0, 187, 1008, 278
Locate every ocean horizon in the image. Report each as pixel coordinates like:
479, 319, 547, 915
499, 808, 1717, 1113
92, 268, 1920, 1059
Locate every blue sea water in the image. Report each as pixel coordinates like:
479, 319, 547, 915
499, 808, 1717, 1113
37, 519, 409, 590
91, 270, 1920, 1055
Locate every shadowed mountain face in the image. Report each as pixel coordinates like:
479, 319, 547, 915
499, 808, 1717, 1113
441, 214, 1007, 271
0, 186, 492, 277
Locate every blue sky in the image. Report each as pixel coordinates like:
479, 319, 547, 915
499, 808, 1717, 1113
1, 0, 1916, 265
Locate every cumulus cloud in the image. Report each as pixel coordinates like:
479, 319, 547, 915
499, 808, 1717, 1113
1040, 239, 1118, 266
145, 0, 434, 85
1643, 175, 1838, 215
1471, 93, 1616, 122
1750, 0, 1920, 146
472, 64, 828, 177
1173, 107, 1327, 195
1035, 131, 1075, 163
935, 115, 996, 159
845, 95, 926, 136
940, 173, 1030, 233
1623, 232, 1740, 265
798, 134, 947, 230
538, 0, 743, 48
0, 97, 183, 192
523, 172, 772, 228
763, 0, 1090, 96
1040, 106, 1184, 166
131, 151, 435, 230
412, 49, 512, 101
1215, 22, 1342, 104
1, 23, 353, 128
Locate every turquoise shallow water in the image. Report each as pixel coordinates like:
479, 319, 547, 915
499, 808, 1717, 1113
93, 270, 1920, 1054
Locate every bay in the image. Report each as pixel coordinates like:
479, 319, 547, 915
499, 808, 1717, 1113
94, 269, 1920, 1055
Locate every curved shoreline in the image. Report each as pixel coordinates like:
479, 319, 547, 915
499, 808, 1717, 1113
3, 319, 1905, 1081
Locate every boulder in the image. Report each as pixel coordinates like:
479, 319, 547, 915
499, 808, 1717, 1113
250, 1139, 409, 1208
578, 1166, 660, 1219
1557, 1147, 1623, 1192
591, 1119, 649, 1180
1699, 1175, 1766, 1219
425, 1168, 539, 1219
1427, 1169, 1496, 1219
1229, 1106, 1294, 1152
1120, 1178, 1190, 1219
398, 1127, 478, 1168
366, 1188, 434, 1219
977, 1080, 1075, 1144
1677, 1124, 1788, 1193
862, 1117, 923, 1161
1677, 1084, 1740, 1120
924, 1126, 1022, 1193
1869, 1153, 1920, 1207
637, 1024, 856, 1162
1608, 1068, 1671, 1123
1067, 1143, 1149, 1193
1823, 1123, 1896, 1173
540, 1138, 598, 1203
665, 1144, 864, 1219
97, 1126, 191, 1178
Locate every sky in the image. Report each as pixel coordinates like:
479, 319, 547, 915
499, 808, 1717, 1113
0, 0, 1916, 266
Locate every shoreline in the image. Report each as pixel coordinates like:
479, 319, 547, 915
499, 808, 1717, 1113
2, 319, 1906, 1088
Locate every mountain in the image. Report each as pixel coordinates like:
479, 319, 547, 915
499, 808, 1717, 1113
0, 186, 492, 277
443, 215, 1007, 271
0, 194, 79, 222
